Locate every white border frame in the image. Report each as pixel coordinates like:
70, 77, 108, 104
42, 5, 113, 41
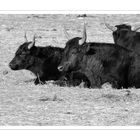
0, 126, 140, 130
0, 11, 140, 130
1, 10, 140, 14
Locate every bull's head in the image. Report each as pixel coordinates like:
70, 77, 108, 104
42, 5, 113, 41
9, 33, 37, 70
58, 22, 87, 72
104, 21, 139, 47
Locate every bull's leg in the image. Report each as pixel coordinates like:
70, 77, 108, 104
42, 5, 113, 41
84, 71, 102, 88
68, 70, 93, 88
34, 77, 46, 85
102, 74, 119, 88
69, 71, 90, 87
54, 80, 68, 86
53, 74, 69, 86
34, 78, 39, 85
56, 72, 81, 87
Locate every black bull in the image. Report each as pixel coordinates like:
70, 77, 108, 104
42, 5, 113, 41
105, 23, 140, 52
58, 23, 139, 88
9, 34, 63, 85
105, 23, 140, 88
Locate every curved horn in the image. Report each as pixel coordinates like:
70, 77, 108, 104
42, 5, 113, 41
63, 25, 70, 40
24, 32, 28, 42
28, 34, 36, 49
133, 26, 140, 31
105, 22, 117, 32
79, 21, 87, 45
104, 19, 117, 32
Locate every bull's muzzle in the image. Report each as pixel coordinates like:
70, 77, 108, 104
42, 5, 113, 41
9, 63, 18, 70
58, 62, 71, 72
57, 66, 64, 72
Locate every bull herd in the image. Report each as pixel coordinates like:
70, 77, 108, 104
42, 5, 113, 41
8, 21, 140, 89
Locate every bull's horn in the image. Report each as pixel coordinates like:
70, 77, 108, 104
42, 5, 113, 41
24, 32, 28, 42
63, 25, 70, 40
104, 22, 117, 32
79, 21, 87, 45
133, 26, 140, 31
28, 34, 36, 49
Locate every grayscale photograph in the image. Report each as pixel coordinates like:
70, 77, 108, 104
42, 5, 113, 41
0, 14, 140, 126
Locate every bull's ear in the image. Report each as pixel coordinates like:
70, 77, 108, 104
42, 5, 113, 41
79, 22, 87, 45
86, 45, 90, 53
28, 35, 36, 50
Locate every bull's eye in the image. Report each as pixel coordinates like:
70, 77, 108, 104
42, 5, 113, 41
22, 52, 27, 55
72, 51, 76, 54
20, 53, 26, 57
71, 50, 77, 54
20, 51, 29, 56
